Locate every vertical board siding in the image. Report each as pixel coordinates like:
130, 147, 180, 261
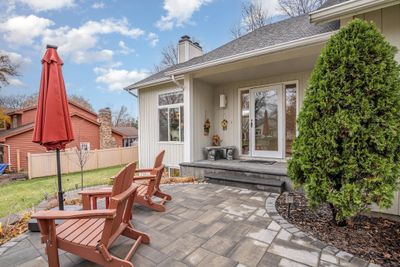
350, 5, 400, 216
27, 146, 138, 178
351, 5, 400, 63
138, 83, 185, 168
192, 79, 215, 161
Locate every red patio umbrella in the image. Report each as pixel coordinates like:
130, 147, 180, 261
33, 45, 74, 210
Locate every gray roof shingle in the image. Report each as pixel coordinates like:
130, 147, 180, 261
319, 0, 350, 9
130, 12, 340, 89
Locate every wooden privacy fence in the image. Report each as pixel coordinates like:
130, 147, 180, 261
27, 146, 138, 179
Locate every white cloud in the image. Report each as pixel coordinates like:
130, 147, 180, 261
91, 2, 105, 9
147, 33, 159, 47
43, 18, 144, 63
8, 78, 26, 87
94, 67, 149, 91
108, 61, 123, 68
252, 0, 280, 16
0, 15, 144, 64
0, 15, 54, 45
18, 0, 75, 12
156, 0, 212, 30
0, 50, 31, 66
118, 41, 135, 55
73, 49, 114, 64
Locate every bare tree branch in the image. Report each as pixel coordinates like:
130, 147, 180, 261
0, 53, 19, 89
112, 105, 138, 128
278, 0, 326, 17
230, 23, 243, 39
230, 1, 271, 39
12, 93, 94, 111
73, 147, 91, 190
152, 43, 178, 73
0, 94, 29, 111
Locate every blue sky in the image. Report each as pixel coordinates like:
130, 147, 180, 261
0, 0, 282, 117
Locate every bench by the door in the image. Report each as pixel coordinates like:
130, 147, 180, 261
204, 146, 235, 160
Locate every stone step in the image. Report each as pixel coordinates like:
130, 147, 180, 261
204, 172, 285, 193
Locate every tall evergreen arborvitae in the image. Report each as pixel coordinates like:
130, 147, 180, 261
288, 19, 400, 224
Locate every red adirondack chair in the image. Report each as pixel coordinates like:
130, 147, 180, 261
137, 150, 172, 205
80, 150, 172, 212
32, 163, 149, 267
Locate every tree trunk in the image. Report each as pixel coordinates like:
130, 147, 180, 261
329, 203, 347, 226
80, 166, 84, 191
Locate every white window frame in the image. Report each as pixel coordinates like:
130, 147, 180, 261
237, 80, 299, 159
80, 142, 91, 151
165, 165, 181, 177
157, 89, 184, 143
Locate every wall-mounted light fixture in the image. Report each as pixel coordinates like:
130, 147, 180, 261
219, 94, 227, 108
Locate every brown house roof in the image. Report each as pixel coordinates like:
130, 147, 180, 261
112, 127, 138, 138
6, 100, 98, 117
0, 123, 34, 141
0, 109, 124, 141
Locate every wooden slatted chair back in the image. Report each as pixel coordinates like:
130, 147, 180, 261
100, 162, 137, 247
151, 150, 165, 173
153, 164, 165, 190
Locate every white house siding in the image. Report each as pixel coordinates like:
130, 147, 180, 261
348, 5, 400, 216
343, 4, 400, 63
138, 83, 184, 168
209, 70, 312, 158
192, 79, 215, 161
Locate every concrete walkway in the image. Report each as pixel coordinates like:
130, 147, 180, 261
0, 183, 378, 267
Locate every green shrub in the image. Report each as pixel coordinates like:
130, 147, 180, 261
288, 19, 400, 224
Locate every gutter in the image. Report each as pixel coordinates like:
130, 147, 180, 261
124, 75, 184, 91
310, 0, 400, 24
165, 31, 336, 76
124, 87, 138, 98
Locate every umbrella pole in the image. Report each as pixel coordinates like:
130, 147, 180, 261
56, 149, 64, 210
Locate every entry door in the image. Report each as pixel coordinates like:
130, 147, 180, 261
250, 85, 283, 158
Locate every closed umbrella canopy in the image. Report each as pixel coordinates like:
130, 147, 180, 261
32, 46, 74, 150
32, 45, 74, 210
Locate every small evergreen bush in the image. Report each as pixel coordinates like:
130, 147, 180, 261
288, 19, 400, 224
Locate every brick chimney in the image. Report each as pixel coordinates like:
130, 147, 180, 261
178, 35, 203, 64
98, 107, 115, 149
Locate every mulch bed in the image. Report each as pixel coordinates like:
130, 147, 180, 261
0, 213, 30, 246
276, 192, 400, 266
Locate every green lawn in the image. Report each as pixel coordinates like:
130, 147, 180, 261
0, 165, 123, 218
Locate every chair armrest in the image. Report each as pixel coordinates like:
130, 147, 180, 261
135, 168, 153, 173
32, 209, 116, 220
111, 184, 138, 202
132, 175, 156, 181
79, 188, 112, 196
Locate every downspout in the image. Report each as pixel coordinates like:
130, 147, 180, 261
171, 75, 184, 90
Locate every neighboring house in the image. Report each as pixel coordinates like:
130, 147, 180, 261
127, 0, 399, 173
113, 127, 138, 147
0, 102, 124, 172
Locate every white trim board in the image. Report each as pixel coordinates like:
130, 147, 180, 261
310, 0, 400, 24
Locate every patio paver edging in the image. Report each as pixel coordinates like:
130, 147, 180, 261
264, 194, 380, 267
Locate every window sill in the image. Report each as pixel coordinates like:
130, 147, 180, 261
158, 141, 185, 145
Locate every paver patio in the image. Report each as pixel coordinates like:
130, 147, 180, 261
0, 183, 376, 267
